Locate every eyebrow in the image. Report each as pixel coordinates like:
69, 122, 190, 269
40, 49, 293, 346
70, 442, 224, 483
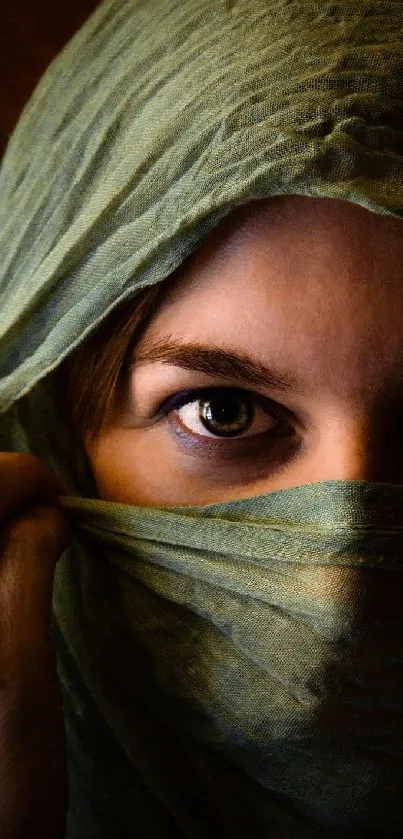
132, 336, 302, 395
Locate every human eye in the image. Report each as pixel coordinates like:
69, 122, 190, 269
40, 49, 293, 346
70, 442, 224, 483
156, 386, 292, 443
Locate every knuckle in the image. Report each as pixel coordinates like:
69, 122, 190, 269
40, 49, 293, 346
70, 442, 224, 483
5, 506, 69, 553
0, 451, 42, 471
0, 453, 66, 527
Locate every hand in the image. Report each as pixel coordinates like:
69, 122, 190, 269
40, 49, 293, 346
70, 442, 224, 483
0, 453, 72, 839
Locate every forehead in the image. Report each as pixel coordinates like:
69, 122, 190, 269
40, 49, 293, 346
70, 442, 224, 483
184, 193, 403, 280
141, 195, 403, 399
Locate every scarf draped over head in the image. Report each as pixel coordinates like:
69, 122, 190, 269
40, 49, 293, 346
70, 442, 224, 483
1, 1, 403, 837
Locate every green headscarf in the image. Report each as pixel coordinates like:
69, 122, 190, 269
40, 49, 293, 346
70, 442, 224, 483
1, 1, 403, 836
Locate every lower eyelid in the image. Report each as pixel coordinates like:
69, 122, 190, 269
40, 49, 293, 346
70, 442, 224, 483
167, 410, 294, 461
167, 411, 260, 456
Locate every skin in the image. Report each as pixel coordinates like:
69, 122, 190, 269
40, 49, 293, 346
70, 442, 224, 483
85, 194, 403, 507
0, 453, 72, 839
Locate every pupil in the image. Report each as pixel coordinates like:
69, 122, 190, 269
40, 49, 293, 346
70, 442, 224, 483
199, 393, 252, 437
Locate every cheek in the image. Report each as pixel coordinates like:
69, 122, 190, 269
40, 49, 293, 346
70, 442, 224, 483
86, 434, 139, 504
85, 429, 182, 506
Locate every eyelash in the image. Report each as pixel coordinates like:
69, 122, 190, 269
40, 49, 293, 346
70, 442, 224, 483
155, 386, 292, 444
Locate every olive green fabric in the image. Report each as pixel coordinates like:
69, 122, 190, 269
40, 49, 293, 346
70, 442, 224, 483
1, 0, 403, 836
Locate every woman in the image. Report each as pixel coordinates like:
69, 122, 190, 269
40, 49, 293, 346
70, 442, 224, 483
1, 1, 403, 837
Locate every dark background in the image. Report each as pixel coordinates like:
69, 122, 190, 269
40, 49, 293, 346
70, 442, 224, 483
1, 0, 100, 155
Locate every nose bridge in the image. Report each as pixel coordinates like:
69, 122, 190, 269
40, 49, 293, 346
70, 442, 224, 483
309, 404, 402, 484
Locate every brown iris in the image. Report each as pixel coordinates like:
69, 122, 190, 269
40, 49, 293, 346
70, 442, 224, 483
198, 392, 253, 437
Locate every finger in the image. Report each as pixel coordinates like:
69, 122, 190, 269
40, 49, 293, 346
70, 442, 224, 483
0, 453, 67, 523
0, 504, 72, 670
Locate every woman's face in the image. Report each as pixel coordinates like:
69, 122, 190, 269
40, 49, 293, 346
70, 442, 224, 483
85, 194, 403, 506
